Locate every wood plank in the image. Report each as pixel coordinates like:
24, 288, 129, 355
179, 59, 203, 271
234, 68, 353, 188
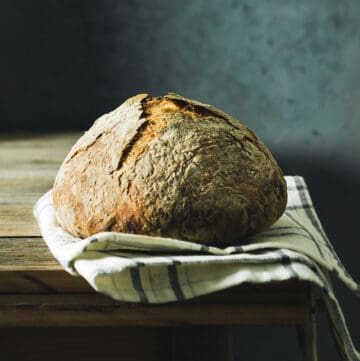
0, 133, 79, 237
0, 147, 69, 165
0, 233, 309, 300
0, 133, 309, 335
0, 171, 56, 193
0, 270, 92, 293
0, 134, 82, 239
0, 132, 79, 172
0, 291, 307, 327
0, 237, 57, 269
0, 207, 41, 236
0, 191, 51, 237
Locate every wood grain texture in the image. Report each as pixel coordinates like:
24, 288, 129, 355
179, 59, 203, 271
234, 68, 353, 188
0, 207, 41, 237
0, 132, 309, 335
0, 288, 307, 327
0, 133, 79, 170
0, 237, 59, 269
0, 132, 80, 236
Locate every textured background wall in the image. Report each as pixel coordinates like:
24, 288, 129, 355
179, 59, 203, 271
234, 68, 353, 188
1, 1, 359, 359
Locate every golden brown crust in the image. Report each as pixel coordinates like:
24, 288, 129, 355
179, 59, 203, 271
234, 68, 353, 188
53, 93, 287, 246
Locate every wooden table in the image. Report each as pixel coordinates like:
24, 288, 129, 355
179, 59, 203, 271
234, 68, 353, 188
0, 133, 315, 361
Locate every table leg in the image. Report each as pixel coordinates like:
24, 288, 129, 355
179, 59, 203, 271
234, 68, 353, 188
297, 285, 318, 361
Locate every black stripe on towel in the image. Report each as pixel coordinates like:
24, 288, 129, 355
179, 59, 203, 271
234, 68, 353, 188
287, 184, 307, 192
89, 236, 99, 244
231, 245, 244, 253
287, 204, 314, 211
268, 225, 304, 231
200, 244, 210, 253
168, 260, 185, 301
277, 250, 299, 279
130, 267, 148, 304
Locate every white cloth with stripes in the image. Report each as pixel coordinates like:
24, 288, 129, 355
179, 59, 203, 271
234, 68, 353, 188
34, 176, 359, 360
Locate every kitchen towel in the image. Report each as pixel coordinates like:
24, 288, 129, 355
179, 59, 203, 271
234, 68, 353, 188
34, 176, 360, 360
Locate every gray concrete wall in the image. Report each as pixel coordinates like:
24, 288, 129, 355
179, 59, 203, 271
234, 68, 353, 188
89, 0, 360, 168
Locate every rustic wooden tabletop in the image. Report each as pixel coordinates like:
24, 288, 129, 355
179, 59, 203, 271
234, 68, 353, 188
0, 132, 312, 360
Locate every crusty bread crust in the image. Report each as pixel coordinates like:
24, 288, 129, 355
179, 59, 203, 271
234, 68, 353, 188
53, 93, 287, 246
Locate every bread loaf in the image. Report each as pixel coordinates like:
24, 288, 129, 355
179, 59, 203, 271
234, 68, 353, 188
53, 93, 287, 246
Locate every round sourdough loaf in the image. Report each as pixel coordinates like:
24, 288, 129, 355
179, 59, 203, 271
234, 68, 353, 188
53, 93, 287, 246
